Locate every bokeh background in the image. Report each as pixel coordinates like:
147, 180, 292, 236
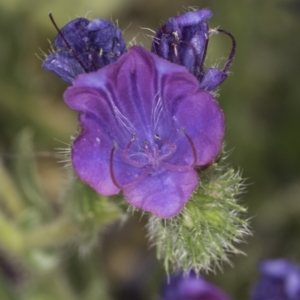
1, 0, 300, 299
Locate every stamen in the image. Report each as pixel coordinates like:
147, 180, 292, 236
144, 142, 152, 158
48, 12, 88, 73
122, 134, 147, 168
110, 146, 122, 189
154, 134, 177, 161
217, 29, 236, 73
172, 31, 180, 64
183, 132, 197, 168
110, 146, 151, 190
160, 131, 198, 172
199, 33, 209, 75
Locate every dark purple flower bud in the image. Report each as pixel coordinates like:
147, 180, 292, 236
64, 46, 224, 218
252, 259, 300, 300
43, 17, 126, 84
160, 271, 232, 300
151, 10, 235, 91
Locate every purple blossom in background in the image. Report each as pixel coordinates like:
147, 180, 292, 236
43, 17, 126, 83
151, 10, 235, 91
160, 271, 232, 300
64, 46, 224, 218
252, 259, 300, 300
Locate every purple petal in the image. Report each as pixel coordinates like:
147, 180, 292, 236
123, 169, 198, 218
161, 272, 232, 300
252, 259, 300, 300
42, 52, 85, 84
260, 259, 294, 278
64, 46, 224, 217
172, 90, 224, 166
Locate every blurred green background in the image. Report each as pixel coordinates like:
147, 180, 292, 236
0, 0, 300, 299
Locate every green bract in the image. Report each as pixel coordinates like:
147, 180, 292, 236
147, 157, 250, 273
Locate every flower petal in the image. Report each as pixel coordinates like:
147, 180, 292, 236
123, 169, 198, 218
252, 259, 300, 300
42, 52, 85, 84
161, 272, 232, 300
170, 90, 224, 166
66, 46, 201, 144
64, 46, 224, 217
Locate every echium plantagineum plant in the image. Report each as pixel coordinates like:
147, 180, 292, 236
43, 9, 249, 273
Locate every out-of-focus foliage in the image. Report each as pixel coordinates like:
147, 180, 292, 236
0, 0, 300, 299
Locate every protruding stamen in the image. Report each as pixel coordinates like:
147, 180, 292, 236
110, 145, 151, 190
183, 132, 197, 168
199, 33, 209, 75
144, 142, 152, 158
110, 146, 122, 189
154, 134, 177, 161
122, 134, 146, 168
160, 131, 197, 172
217, 29, 236, 73
48, 12, 88, 73
172, 31, 180, 64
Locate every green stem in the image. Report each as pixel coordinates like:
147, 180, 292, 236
25, 208, 120, 249
0, 159, 25, 217
0, 213, 24, 255
50, 270, 80, 300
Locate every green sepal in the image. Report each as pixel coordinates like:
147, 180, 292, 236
148, 162, 250, 274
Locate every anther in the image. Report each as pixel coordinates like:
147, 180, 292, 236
122, 136, 146, 168
131, 133, 136, 141
171, 31, 180, 64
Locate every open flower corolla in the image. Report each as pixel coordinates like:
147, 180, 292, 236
64, 46, 224, 218
43, 9, 234, 218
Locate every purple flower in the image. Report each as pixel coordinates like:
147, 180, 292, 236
64, 46, 224, 218
151, 10, 235, 91
252, 259, 300, 300
43, 17, 126, 83
160, 271, 232, 300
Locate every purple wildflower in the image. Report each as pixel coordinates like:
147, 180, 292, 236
160, 271, 232, 300
43, 17, 126, 83
251, 259, 300, 300
64, 46, 224, 218
151, 10, 235, 91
